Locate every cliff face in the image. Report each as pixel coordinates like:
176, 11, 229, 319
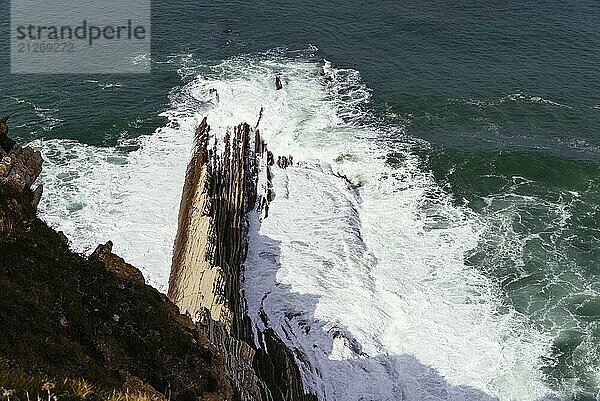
169, 118, 316, 401
0, 113, 316, 401
0, 117, 234, 401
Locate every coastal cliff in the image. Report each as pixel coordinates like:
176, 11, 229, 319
169, 117, 315, 401
0, 114, 316, 401
0, 116, 233, 400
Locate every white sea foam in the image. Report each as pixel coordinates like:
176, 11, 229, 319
33, 54, 559, 400
32, 113, 199, 291
503, 93, 574, 110
185, 56, 556, 400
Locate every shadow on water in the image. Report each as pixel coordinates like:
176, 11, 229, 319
245, 223, 564, 401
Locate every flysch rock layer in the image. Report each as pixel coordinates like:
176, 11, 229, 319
169, 117, 316, 401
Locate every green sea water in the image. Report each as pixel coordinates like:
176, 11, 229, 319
0, 1, 599, 399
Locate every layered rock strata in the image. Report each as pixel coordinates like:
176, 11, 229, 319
0, 113, 316, 401
169, 118, 315, 401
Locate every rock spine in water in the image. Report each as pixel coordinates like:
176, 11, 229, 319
169, 117, 315, 401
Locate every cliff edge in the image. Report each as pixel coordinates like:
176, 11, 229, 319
0, 112, 317, 401
0, 116, 234, 400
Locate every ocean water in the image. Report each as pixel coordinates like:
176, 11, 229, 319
1, 1, 599, 400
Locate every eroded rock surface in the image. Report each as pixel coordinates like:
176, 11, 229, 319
169, 118, 316, 401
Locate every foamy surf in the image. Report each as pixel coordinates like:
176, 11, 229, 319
33, 53, 560, 400
32, 113, 199, 292
185, 56, 557, 400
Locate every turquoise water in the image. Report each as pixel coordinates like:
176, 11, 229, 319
1, 1, 599, 399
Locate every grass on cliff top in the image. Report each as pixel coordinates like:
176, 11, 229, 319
0, 184, 231, 401
0, 362, 164, 401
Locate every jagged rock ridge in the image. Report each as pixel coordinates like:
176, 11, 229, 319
0, 112, 317, 401
169, 117, 316, 401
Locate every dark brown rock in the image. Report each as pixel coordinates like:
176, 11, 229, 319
0, 134, 43, 194
90, 240, 146, 285
0, 115, 15, 154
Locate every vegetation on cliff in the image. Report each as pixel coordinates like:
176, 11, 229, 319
0, 111, 316, 401
0, 117, 233, 401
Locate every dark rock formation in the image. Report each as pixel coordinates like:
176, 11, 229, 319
169, 118, 316, 401
0, 118, 42, 198
90, 240, 146, 285
0, 115, 16, 154
276, 155, 293, 169
0, 119, 235, 401
0, 116, 316, 401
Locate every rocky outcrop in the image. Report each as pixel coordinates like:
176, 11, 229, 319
0, 117, 235, 401
169, 118, 316, 401
0, 114, 316, 401
275, 76, 283, 91
0, 115, 16, 153
90, 240, 146, 285
0, 116, 43, 210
